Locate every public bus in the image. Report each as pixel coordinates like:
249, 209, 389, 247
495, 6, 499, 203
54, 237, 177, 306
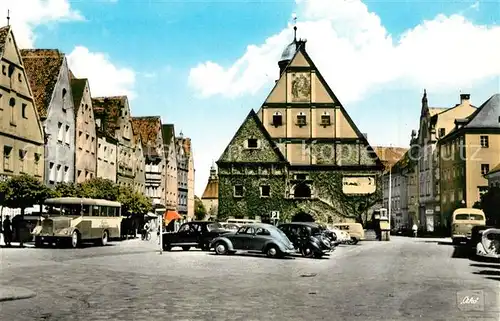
32, 197, 123, 248
451, 208, 486, 245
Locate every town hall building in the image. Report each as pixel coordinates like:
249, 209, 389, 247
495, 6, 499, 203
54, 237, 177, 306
216, 28, 384, 223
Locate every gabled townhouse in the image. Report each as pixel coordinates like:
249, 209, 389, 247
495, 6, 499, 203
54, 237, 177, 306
131, 116, 167, 212
161, 124, 178, 212
92, 96, 135, 188
21, 49, 76, 187
70, 77, 97, 182
0, 26, 44, 180
175, 132, 189, 217
185, 138, 195, 219
133, 133, 146, 194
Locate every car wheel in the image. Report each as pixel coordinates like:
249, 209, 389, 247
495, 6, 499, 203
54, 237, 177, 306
314, 252, 324, 259
34, 237, 42, 248
301, 245, 315, 258
266, 245, 281, 258
350, 237, 359, 245
100, 230, 109, 246
71, 231, 80, 248
214, 241, 228, 255
182, 246, 191, 251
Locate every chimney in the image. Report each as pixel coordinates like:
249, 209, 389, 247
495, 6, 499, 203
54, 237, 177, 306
460, 94, 470, 106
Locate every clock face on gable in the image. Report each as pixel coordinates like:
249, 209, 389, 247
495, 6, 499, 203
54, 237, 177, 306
290, 72, 311, 102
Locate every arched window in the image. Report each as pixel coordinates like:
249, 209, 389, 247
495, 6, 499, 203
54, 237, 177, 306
297, 112, 306, 126
62, 88, 67, 99
9, 98, 15, 124
272, 111, 282, 126
294, 182, 311, 198
321, 111, 331, 126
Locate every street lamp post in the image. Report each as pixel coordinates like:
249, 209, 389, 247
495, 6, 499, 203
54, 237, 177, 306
388, 165, 392, 229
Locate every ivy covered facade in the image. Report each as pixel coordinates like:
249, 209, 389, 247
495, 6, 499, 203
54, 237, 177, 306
216, 31, 384, 224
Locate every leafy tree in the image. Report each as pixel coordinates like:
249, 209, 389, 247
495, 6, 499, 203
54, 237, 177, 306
54, 182, 81, 197
309, 172, 382, 226
194, 196, 207, 221
480, 186, 500, 226
3, 174, 54, 246
117, 186, 152, 216
79, 178, 118, 201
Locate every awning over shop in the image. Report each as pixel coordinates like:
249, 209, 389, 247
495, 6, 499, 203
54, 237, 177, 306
164, 210, 182, 225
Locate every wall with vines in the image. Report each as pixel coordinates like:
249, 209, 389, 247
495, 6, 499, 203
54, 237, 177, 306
218, 168, 382, 223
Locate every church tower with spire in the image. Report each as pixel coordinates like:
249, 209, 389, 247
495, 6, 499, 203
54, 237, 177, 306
201, 162, 219, 218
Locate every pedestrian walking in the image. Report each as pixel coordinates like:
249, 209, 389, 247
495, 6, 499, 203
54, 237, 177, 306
412, 223, 418, 238
2, 215, 12, 247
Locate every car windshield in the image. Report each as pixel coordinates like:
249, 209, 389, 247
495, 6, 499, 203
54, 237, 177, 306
207, 223, 223, 231
469, 214, 484, 220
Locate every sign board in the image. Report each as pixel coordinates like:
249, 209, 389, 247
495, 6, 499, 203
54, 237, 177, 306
271, 211, 279, 220
342, 176, 376, 195
425, 209, 434, 215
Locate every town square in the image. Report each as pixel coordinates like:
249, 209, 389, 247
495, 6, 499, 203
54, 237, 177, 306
0, 0, 499, 320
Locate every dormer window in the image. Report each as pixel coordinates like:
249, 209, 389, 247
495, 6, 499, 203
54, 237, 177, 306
321, 112, 331, 126
246, 138, 259, 149
62, 88, 67, 112
272, 112, 282, 127
297, 112, 306, 126
438, 128, 446, 137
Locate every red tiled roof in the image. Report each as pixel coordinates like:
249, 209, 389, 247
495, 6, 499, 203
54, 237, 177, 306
20, 49, 64, 118
92, 96, 128, 139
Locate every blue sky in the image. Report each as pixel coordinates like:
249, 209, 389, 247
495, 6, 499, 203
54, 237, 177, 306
4, 0, 499, 196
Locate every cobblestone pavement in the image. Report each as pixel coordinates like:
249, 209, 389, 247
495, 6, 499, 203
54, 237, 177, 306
0, 237, 499, 321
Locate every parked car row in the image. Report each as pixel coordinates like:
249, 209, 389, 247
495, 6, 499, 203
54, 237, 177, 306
161, 221, 363, 259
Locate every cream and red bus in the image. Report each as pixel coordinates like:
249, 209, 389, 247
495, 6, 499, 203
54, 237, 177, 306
451, 208, 486, 245
32, 197, 122, 248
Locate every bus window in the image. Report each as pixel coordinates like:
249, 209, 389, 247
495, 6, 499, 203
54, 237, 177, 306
454, 214, 469, 220
469, 214, 485, 220
91, 205, 100, 216
108, 207, 116, 217
82, 205, 91, 216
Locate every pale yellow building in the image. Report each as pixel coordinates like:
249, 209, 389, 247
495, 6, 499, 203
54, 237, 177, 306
0, 25, 44, 179
415, 91, 476, 231
71, 78, 97, 182
439, 93, 500, 225
96, 127, 117, 182
485, 163, 500, 187
161, 124, 178, 211
133, 134, 146, 194
217, 27, 384, 221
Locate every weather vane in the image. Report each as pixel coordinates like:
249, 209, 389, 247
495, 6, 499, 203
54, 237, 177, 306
292, 13, 297, 41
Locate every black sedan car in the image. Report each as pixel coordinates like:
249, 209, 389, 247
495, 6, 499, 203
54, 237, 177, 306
278, 222, 332, 258
210, 223, 295, 258
162, 221, 230, 251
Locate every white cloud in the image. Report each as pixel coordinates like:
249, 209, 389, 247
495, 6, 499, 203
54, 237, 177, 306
67, 46, 136, 99
0, 0, 83, 48
188, 0, 500, 104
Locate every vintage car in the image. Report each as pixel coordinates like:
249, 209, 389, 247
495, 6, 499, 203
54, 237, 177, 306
278, 222, 332, 258
331, 223, 365, 244
210, 223, 295, 258
475, 227, 500, 260
162, 221, 230, 251
220, 222, 240, 232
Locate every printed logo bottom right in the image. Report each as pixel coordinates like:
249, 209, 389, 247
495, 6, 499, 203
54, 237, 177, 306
456, 290, 485, 312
